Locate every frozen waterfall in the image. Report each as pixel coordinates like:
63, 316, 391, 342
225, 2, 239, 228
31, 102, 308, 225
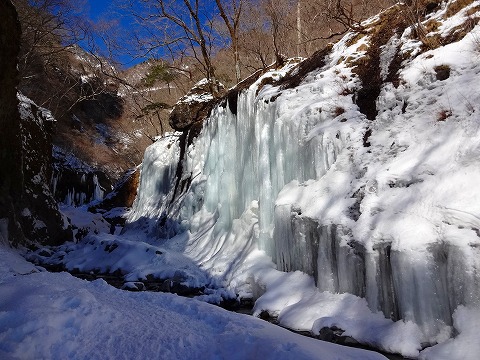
127, 63, 480, 344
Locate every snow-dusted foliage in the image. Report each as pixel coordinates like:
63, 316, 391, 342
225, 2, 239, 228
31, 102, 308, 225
125, 2, 480, 357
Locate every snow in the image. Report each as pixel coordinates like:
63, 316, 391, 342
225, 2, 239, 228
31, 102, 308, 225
249, 268, 425, 357
419, 306, 480, 360
17, 92, 56, 123
176, 78, 218, 105
12, 2, 480, 359
0, 245, 387, 360
59, 204, 111, 238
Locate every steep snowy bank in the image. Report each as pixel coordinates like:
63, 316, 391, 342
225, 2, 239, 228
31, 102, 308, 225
0, 245, 387, 360
124, 1, 480, 357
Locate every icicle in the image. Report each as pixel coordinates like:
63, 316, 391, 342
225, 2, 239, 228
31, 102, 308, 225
93, 175, 104, 202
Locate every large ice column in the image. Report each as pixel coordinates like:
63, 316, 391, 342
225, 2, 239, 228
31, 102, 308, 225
389, 242, 480, 338
182, 84, 340, 257
92, 175, 104, 202
127, 133, 181, 235
366, 243, 398, 321
447, 243, 480, 310
273, 207, 366, 296
273, 205, 320, 277
390, 246, 451, 337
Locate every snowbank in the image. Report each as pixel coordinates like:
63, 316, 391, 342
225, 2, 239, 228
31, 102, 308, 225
0, 246, 387, 360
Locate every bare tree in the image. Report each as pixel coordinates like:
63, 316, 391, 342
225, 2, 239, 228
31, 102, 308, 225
215, 0, 243, 82
122, 0, 223, 94
263, 0, 296, 63
13, 0, 88, 79
297, 0, 302, 57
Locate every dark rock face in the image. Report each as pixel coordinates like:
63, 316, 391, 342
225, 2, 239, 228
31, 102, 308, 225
0, 1, 27, 245
0, 1, 71, 246
77, 90, 124, 123
52, 169, 110, 206
88, 168, 140, 228
279, 49, 331, 90
91, 168, 140, 210
169, 79, 226, 131
434, 65, 451, 81
18, 96, 73, 245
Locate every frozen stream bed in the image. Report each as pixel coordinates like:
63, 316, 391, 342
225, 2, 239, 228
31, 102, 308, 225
1, 245, 389, 360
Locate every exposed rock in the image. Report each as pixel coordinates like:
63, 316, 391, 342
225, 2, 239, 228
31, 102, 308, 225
86, 167, 140, 230
18, 94, 73, 245
434, 64, 451, 81
317, 326, 360, 347
169, 79, 226, 131
90, 167, 139, 210
0, 1, 70, 246
121, 282, 146, 292
278, 49, 331, 90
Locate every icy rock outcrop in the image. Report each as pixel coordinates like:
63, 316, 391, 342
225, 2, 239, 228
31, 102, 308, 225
17, 95, 73, 245
169, 78, 225, 131
0, 2, 71, 246
51, 146, 111, 207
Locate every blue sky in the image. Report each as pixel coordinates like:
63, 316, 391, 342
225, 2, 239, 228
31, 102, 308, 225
87, 0, 110, 21
85, 0, 145, 67
84, 0, 223, 68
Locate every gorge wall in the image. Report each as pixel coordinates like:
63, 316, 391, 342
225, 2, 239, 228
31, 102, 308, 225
0, 1, 71, 246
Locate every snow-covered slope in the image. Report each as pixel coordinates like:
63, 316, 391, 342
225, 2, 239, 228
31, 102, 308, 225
123, 1, 480, 357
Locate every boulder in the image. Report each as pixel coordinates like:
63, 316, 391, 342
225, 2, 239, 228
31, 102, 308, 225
169, 79, 225, 131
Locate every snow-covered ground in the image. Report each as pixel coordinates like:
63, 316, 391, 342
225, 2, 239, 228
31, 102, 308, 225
0, 245, 387, 360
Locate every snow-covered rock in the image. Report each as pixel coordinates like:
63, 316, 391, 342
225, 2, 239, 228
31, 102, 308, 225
169, 78, 225, 130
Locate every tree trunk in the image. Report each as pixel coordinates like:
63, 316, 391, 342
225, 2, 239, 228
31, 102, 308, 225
233, 39, 241, 82
297, 0, 302, 57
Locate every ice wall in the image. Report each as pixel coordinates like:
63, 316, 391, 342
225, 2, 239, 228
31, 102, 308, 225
129, 67, 351, 242
272, 206, 480, 338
